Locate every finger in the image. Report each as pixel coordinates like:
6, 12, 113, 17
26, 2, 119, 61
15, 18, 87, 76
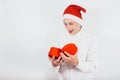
52, 61, 59, 66
53, 59, 61, 66
64, 51, 72, 57
52, 56, 56, 61
57, 56, 62, 61
48, 57, 52, 61
60, 53, 70, 60
59, 59, 64, 64
55, 56, 62, 63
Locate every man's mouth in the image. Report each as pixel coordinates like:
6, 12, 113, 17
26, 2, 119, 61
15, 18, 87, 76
68, 30, 74, 33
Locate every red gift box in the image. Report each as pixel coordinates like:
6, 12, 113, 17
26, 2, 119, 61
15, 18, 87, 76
48, 47, 61, 59
62, 43, 78, 55
48, 43, 78, 59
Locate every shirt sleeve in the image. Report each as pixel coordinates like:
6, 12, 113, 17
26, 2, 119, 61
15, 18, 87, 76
76, 37, 98, 73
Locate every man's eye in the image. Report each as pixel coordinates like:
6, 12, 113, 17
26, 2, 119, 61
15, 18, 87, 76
69, 22, 73, 25
64, 23, 67, 25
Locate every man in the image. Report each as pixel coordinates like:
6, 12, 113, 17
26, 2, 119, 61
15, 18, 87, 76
49, 4, 97, 80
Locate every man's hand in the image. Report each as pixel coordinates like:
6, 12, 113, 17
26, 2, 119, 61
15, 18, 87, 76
49, 56, 63, 67
60, 51, 79, 66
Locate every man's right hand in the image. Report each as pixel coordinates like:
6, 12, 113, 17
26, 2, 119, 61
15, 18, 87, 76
49, 56, 63, 67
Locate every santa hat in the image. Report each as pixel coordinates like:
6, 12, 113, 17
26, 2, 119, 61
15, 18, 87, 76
62, 4, 86, 26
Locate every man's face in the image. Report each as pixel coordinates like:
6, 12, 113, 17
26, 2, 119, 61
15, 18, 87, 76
63, 18, 82, 35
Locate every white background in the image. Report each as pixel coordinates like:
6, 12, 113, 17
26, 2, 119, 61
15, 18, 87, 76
0, 0, 120, 80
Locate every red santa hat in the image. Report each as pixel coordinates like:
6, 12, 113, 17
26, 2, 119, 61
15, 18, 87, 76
62, 4, 86, 26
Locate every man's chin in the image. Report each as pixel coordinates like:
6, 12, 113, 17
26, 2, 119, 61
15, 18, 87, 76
68, 32, 75, 35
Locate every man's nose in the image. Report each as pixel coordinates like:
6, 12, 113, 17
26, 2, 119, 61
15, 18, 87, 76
67, 25, 72, 28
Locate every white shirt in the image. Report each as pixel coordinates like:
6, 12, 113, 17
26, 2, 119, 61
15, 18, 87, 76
52, 27, 97, 80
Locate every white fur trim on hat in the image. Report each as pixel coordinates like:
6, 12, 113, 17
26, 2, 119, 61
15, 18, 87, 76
62, 14, 84, 26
